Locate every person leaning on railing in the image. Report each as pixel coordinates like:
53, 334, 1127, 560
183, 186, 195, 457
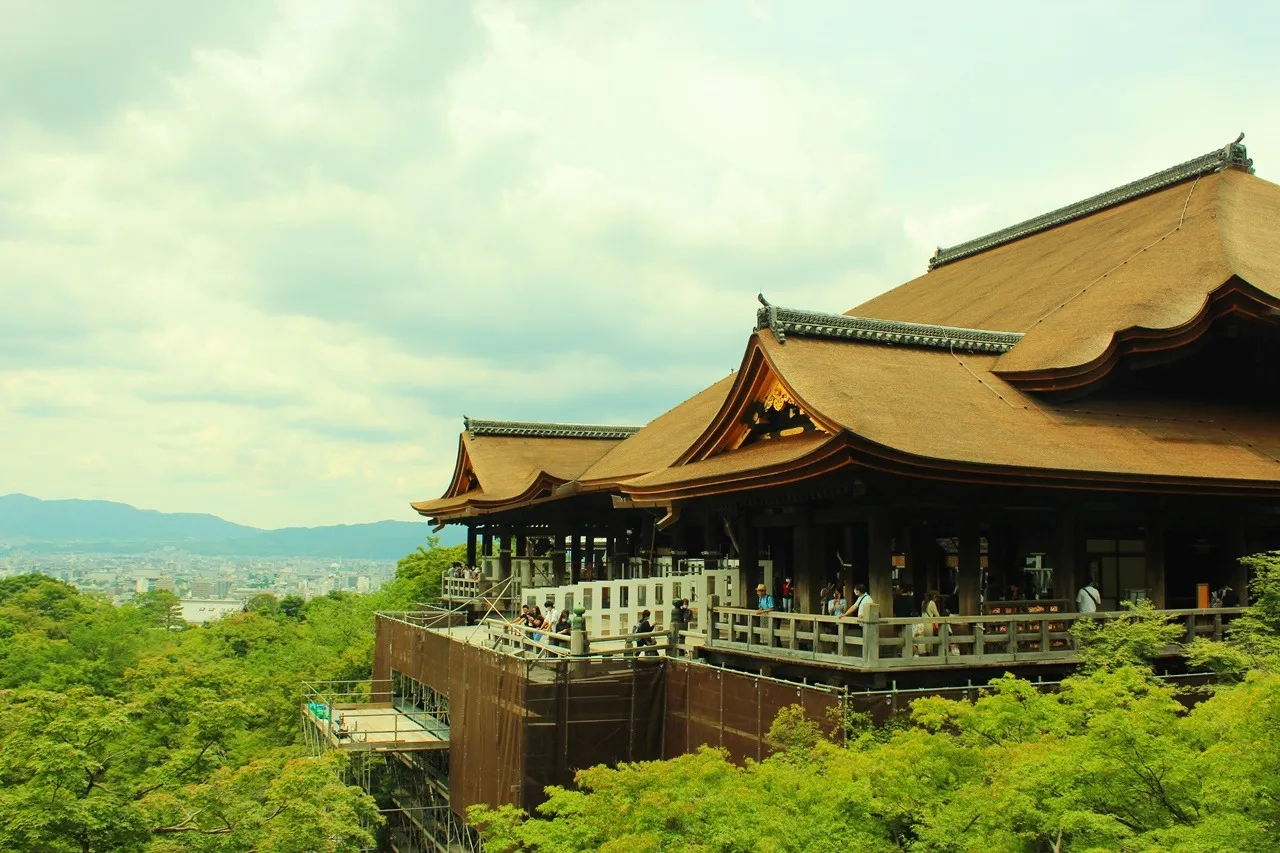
552, 610, 570, 648
755, 583, 776, 613
841, 583, 874, 619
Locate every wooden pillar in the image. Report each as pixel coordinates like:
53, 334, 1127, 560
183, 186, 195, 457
498, 529, 512, 581
867, 511, 894, 615
1144, 523, 1166, 609
466, 526, 478, 570
794, 516, 818, 614
908, 524, 935, 613
570, 533, 582, 584
551, 531, 567, 586
703, 517, 720, 572
481, 527, 493, 559
842, 524, 856, 604
1053, 511, 1078, 606
736, 512, 758, 608
957, 520, 981, 616
1228, 523, 1251, 606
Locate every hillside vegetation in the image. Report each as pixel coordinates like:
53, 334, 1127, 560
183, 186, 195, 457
0, 537, 462, 853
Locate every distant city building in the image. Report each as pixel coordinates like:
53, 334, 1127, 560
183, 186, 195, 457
191, 579, 213, 598
155, 576, 175, 593
214, 579, 231, 598
135, 577, 156, 594
180, 599, 245, 624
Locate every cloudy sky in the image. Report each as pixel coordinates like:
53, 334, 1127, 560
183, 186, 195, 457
2, 0, 1278, 529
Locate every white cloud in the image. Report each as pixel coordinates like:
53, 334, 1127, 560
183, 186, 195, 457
1, 0, 1278, 527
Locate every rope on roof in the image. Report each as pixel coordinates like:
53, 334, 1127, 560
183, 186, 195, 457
928, 136, 1255, 270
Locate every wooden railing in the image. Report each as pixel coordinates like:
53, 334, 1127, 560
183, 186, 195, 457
706, 605, 1247, 671
481, 617, 673, 660
441, 575, 519, 603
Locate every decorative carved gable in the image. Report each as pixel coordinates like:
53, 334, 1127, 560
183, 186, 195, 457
731, 378, 822, 450
680, 345, 832, 463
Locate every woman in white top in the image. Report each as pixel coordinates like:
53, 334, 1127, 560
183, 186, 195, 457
915, 590, 942, 656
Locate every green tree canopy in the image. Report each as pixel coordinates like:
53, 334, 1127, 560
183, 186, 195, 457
473, 559, 1280, 853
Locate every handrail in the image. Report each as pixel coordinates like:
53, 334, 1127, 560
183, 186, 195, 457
713, 605, 1247, 625
705, 605, 1245, 671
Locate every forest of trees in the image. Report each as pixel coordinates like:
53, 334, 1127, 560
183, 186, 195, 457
5, 546, 1280, 852
0, 538, 463, 853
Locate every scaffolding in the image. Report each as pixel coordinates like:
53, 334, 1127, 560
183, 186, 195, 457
301, 679, 449, 753
301, 678, 479, 852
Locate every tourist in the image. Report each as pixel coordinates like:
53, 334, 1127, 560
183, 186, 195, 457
841, 583, 875, 619
781, 577, 795, 613
915, 590, 941, 656
755, 583, 775, 614
634, 609, 657, 656
670, 597, 689, 631
1077, 578, 1100, 614
530, 605, 545, 642
553, 610, 570, 647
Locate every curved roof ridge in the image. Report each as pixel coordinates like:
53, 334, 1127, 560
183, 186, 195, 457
757, 301, 1022, 353
928, 138, 1254, 270
462, 418, 642, 439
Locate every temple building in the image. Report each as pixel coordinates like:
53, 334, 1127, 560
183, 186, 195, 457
415, 137, 1277, 637
309, 139, 1278, 851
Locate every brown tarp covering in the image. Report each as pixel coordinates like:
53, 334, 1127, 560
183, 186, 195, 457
662, 660, 843, 763
444, 645, 667, 818
374, 615, 455, 697
447, 643, 527, 816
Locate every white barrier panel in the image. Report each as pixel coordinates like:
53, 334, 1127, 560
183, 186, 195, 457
519, 569, 740, 637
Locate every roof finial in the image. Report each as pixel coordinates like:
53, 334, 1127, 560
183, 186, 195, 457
757, 293, 771, 307
1234, 132, 1245, 144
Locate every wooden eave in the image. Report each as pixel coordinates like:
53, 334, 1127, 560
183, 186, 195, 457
993, 276, 1280, 393
613, 325, 1280, 505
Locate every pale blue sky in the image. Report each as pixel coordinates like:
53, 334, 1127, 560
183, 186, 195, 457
1, 0, 1277, 527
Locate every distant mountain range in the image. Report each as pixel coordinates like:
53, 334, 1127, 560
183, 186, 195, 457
0, 494, 463, 559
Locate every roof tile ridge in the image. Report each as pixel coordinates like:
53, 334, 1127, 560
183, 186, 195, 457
929, 137, 1254, 270
755, 298, 1023, 354
462, 417, 643, 439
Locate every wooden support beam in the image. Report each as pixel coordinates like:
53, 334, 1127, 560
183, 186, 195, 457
957, 520, 981, 616
1053, 511, 1078, 606
703, 516, 720, 572
1145, 523, 1166, 609
570, 533, 582, 584
551, 531, 567, 586
498, 529, 512, 581
867, 511, 894, 616
1228, 523, 1251, 606
466, 526, 477, 570
736, 512, 758, 609
794, 516, 818, 614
